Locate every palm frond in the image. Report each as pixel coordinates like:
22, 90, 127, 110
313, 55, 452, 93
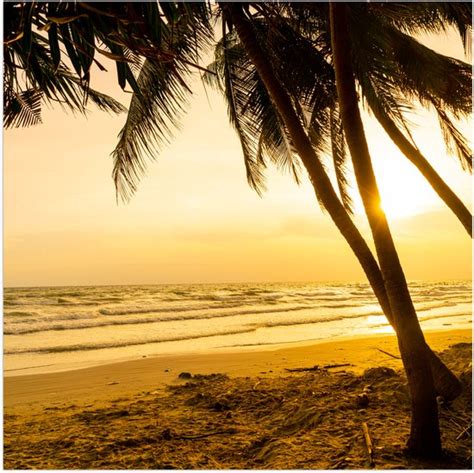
348, 8, 472, 119
370, 2, 472, 56
329, 105, 353, 213
205, 15, 340, 195
3, 38, 125, 128
4, 88, 43, 128
220, 28, 266, 194
433, 102, 472, 172
112, 58, 192, 202
81, 86, 127, 114
345, 5, 471, 166
205, 26, 311, 193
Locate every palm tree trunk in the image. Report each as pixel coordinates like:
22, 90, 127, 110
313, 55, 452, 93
373, 106, 472, 237
330, 3, 441, 457
223, 3, 461, 407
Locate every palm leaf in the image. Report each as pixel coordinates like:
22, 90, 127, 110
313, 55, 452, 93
219, 27, 266, 194
4, 88, 43, 128
433, 102, 472, 172
111, 58, 192, 202
329, 105, 353, 213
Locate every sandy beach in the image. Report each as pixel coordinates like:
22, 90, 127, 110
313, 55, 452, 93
4, 327, 472, 469
4, 327, 471, 410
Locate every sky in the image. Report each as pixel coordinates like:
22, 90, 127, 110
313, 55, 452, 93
3, 29, 472, 287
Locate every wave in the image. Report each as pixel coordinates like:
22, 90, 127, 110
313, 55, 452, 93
415, 301, 459, 312
3, 311, 39, 318
4, 300, 24, 306
420, 311, 472, 323
5, 305, 314, 334
4, 299, 98, 307
259, 312, 375, 329
98, 302, 241, 316
4, 305, 386, 335
4, 327, 258, 355
371, 311, 472, 329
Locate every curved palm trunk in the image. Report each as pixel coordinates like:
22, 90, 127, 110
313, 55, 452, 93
223, 2, 460, 408
330, 3, 441, 457
373, 106, 472, 237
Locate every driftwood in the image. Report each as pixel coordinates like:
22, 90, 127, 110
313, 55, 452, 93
375, 348, 401, 360
285, 363, 352, 373
362, 422, 374, 466
324, 363, 352, 369
285, 365, 321, 373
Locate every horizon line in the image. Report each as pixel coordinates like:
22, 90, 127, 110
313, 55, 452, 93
4, 277, 472, 290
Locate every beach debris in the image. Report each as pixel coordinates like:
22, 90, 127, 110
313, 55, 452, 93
4, 343, 471, 470
456, 422, 472, 441
375, 348, 401, 360
107, 381, 119, 385
278, 406, 323, 435
160, 427, 237, 441
356, 393, 370, 408
178, 372, 192, 379
362, 422, 374, 466
451, 342, 471, 349
76, 408, 130, 423
285, 363, 352, 372
329, 457, 347, 469
284, 365, 321, 373
161, 428, 174, 440
192, 373, 228, 381
324, 363, 353, 369
211, 400, 231, 412
362, 367, 397, 380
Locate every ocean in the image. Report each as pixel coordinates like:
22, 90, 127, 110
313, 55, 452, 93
4, 280, 472, 376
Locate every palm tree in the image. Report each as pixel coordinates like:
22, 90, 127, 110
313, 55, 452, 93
223, 2, 470, 455
220, 2, 452, 456
203, 9, 465, 404
4, 1, 471, 456
329, 3, 441, 456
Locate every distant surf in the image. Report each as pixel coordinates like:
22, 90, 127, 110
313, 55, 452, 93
4, 280, 472, 375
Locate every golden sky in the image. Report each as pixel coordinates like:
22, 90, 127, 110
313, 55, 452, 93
3, 30, 472, 287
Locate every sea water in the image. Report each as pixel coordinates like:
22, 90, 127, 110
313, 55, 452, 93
4, 280, 471, 375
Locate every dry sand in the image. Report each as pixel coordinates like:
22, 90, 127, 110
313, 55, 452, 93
4, 328, 472, 469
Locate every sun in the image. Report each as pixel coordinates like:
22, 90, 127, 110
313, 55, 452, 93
352, 150, 438, 220
378, 185, 431, 219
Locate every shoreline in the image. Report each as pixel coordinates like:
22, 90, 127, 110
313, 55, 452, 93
5, 327, 471, 411
5, 321, 471, 378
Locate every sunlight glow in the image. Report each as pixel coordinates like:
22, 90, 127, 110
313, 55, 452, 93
379, 190, 431, 220
353, 145, 439, 220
